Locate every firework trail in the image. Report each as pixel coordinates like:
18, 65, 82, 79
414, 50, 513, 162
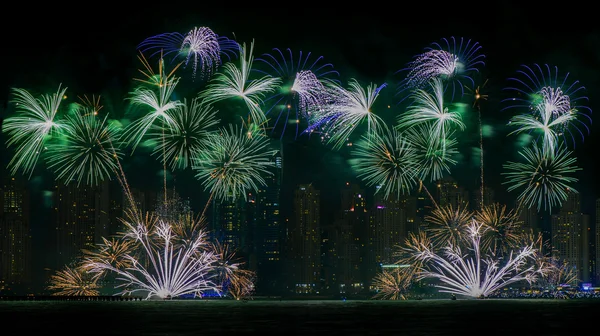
254, 48, 339, 138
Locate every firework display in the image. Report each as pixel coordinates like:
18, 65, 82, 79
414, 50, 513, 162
255, 48, 339, 138
400, 220, 544, 298
47, 265, 101, 296
2, 26, 592, 300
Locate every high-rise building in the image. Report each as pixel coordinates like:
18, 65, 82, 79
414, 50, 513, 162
127, 188, 158, 217
595, 198, 600, 284
518, 206, 542, 235
551, 191, 591, 283
370, 192, 406, 267
0, 176, 31, 293
332, 182, 368, 294
288, 184, 320, 294
435, 176, 469, 210
253, 149, 283, 293
210, 196, 246, 251
54, 180, 112, 269
415, 188, 433, 232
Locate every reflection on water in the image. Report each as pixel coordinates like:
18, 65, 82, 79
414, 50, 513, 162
1, 299, 598, 335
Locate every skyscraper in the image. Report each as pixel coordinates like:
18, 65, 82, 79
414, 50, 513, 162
551, 191, 591, 283
54, 180, 112, 270
335, 182, 368, 294
0, 176, 31, 293
289, 184, 320, 294
595, 198, 600, 284
435, 176, 469, 209
254, 149, 283, 293
210, 196, 246, 251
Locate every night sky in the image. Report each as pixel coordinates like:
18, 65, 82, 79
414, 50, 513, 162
1, 6, 600, 283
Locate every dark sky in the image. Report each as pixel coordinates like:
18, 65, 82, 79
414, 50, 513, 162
1, 5, 600, 239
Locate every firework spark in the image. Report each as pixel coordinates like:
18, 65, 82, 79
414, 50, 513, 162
425, 203, 473, 247
348, 124, 419, 200
405, 219, 543, 298
148, 97, 219, 170
372, 267, 414, 300
255, 48, 339, 138
192, 124, 276, 202
47, 265, 101, 296
502, 64, 591, 150
475, 203, 523, 256
502, 143, 581, 211
121, 54, 183, 152
3, 86, 67, 176
397, 78, 465, 156
403, 125, 458, 182
309, 79, 387, 149
85, 211, 219, 299
211, 242, 256, 300
199, 41, 281, 124
45, 105, 122, 187
397, 37, 485, 103
138, 27, 239, 79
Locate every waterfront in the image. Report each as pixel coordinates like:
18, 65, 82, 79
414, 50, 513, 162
2, 299, 598, 335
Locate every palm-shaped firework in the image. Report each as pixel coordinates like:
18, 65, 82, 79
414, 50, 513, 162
138, 26, 239, 80
397, 78, 465, 157
3, 86, 67, 177
396, 36, 485, 103
503, 64, 591, 157
199, 41, 281, 125
254, 48, 339, 138
309, 79, 387, 150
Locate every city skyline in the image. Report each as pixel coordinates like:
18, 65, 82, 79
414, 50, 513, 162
1, 6, 599, 301
3, 167, 600, 295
